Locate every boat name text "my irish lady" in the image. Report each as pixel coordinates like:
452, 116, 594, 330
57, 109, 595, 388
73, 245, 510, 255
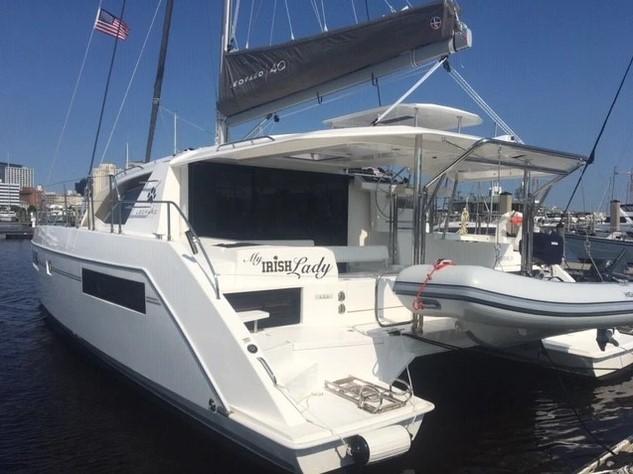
244, 252, 331, 279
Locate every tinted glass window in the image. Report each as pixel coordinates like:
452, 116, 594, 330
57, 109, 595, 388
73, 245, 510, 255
82, 268, 146, 314
189, 163, 349, 245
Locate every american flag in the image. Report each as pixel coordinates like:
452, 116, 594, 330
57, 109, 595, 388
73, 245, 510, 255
94, 8, 129, 40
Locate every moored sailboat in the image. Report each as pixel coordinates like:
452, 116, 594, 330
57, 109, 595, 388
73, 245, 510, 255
32, 1, 633, 472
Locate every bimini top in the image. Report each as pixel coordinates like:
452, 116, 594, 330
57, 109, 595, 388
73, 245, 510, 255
170, 125, 587, 185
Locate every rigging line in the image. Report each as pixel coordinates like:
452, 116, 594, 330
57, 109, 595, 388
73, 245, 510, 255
268, 0, 278, 45
87, 0, 127, 177
245, 0, 255, 48
561, 52, 633, 218
283, 0, 295, 40
308, 0, 323, 32
99, 0, 163, 166
320, 0, 328, 31
538, 341, 617, 458
373, 57, 447, 125
230, 0, 241, 49
383, 0, 396, 13
160, 105, 215, 135
207, 1, 219, 102
449, 69, 513, 138
46, 0, 101, 186
448, 67, 523, 143
350, 0, 358, 24
588, 52, 633, 166
279, 62, 435, 120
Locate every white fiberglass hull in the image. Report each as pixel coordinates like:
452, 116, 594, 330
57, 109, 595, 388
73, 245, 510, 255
32, 226, 433, 472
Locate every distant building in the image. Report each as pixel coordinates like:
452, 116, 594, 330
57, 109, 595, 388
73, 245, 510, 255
0, 162, 34, 188
92, 163, 119, 195
0, 181, 20, 208
20, 187, 45, 208
44, 190, 83, 208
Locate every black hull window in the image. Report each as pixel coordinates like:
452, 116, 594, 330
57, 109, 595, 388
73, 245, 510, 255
189, 163, 349, 245
82, 269, 146, 314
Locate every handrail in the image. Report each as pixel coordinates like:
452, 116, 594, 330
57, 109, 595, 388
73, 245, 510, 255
110, 199, 221, 299
215, 135, 275, 151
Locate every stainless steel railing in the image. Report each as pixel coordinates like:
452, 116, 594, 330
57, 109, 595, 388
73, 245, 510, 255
109, 198, 221, 299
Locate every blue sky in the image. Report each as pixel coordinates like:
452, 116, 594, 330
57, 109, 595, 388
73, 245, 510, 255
1, 0, 633, 210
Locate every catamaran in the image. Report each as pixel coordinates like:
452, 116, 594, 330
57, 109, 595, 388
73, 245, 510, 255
32, 1, 633, 471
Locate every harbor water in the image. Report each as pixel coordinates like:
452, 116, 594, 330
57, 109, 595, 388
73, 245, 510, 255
2, 239, 633, 473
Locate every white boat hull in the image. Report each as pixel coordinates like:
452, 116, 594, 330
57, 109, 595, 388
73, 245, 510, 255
32, 226, 433, 472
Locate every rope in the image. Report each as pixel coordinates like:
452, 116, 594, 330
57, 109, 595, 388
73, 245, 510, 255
373, 57, 447, 125
582, 237, 605, 282
458, 208, 469, 235
87, 0, 127, 177
383, 0, 396, 13
412, 259, 454, 311
99, 0, 163, 166
561, 52, 633, 218
320, 0, 328, 32
160, 105, 214, 136
46, 0, 101, 186
538, 341, 617, 457
447, 67, 524, 143
283, 0, 294, 40
245, 0, 255, 48
308, 0, 323, 32
230, 0, 241, 49
268, 0, 277, 46
350, 0, 358, 24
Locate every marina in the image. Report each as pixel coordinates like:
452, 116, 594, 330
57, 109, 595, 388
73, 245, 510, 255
0, 223, 33, 240
4, 240, 633, 473
4, 0, 633, 472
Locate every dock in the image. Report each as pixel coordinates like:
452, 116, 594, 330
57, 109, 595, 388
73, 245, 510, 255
0, 224, 34, 240
575, 435, 633, 473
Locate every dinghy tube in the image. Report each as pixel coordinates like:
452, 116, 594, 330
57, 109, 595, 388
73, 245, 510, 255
394, 264, 633, 346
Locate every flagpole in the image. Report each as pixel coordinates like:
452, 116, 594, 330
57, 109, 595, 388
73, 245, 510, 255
86, 0, 127, 230
87, 0, 127, 177
93, 6, 101, 29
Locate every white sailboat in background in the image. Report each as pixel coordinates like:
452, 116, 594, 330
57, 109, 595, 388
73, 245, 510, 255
31, 1, 633, 472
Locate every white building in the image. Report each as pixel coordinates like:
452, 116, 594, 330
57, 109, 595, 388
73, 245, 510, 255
1, 164, 34, 188
0, 181, 20, 208
44, 190, 83, 208
92, 163, 119, 195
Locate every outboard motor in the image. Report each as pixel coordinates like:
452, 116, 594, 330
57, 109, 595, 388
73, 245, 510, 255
596, 328, 619, 351
532, 232, 564, 265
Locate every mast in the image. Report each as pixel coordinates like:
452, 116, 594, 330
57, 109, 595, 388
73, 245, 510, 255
144, 0, 175, 163
215, 0, 232, 145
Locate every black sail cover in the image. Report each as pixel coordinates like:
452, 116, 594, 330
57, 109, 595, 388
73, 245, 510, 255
218, 0, 464, 120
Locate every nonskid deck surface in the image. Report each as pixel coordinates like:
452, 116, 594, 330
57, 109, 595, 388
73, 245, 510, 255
252, 325, 386, 353
242, 324, 433, 442
232, 386, 431, 447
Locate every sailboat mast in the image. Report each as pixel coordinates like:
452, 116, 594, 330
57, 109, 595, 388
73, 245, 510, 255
144, 0, 175, 163
215, 0, 232, 145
